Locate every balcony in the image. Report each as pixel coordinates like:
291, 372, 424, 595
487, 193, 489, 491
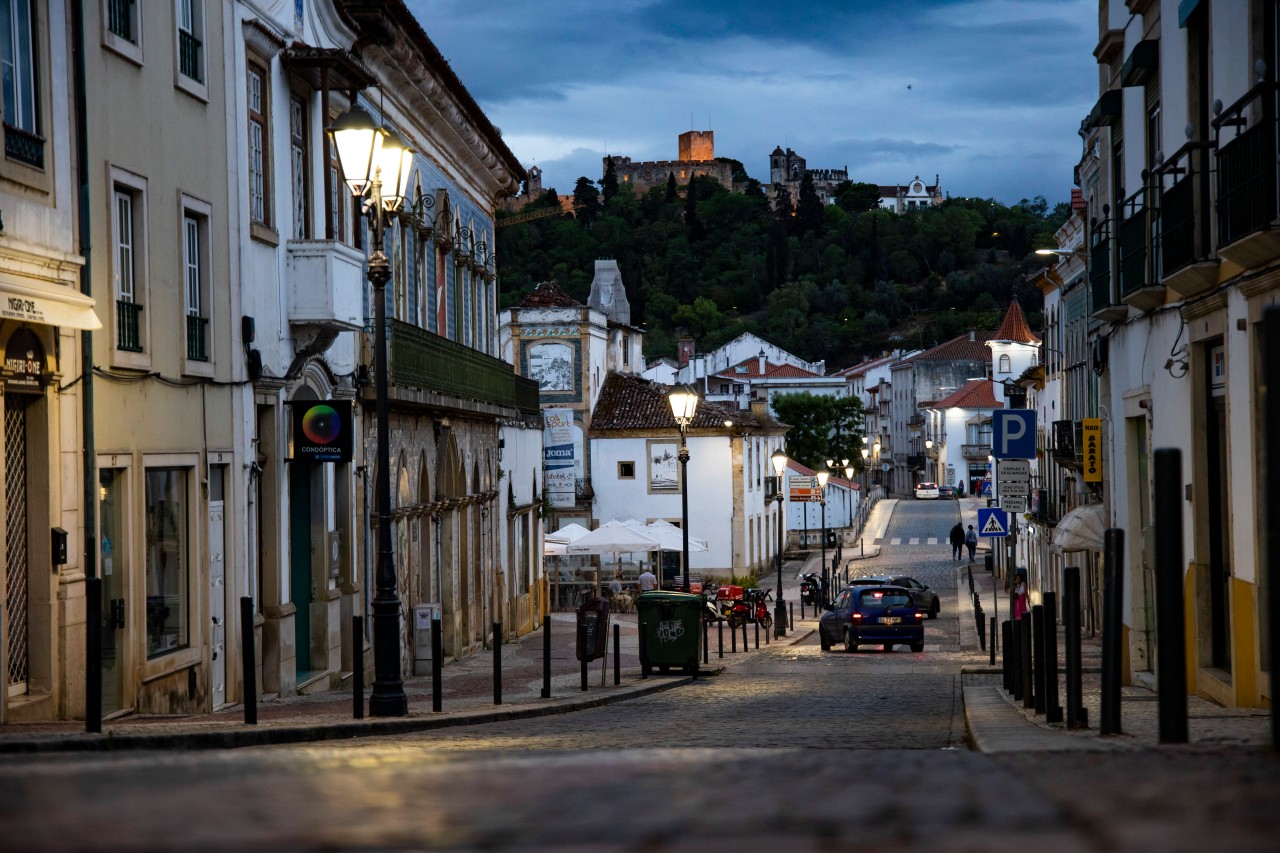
1158, 141, 1219, 298
907, 414, 924, 429
1214, 82, 1280, 270
178, 30, 202, 83
1089, 215, 1126, 322
960, 443, 990, 460
1117, 185, 1165, 312
574, 478, 594, 502
388, 318, 540, 415
186, 314, 209, 361
907, 454, 925, 470
4, 123, 43, 170
286, 239, 365, 331
116, 299, 143, 352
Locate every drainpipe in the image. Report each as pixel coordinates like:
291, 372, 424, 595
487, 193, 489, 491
71, 0, 99, 733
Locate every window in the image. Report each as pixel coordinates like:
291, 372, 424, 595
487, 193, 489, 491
247, 61, 270, 229
618, 461, 635, 479
289, 94, 308, 239
176, 0, 202, 84
622, 334, 630, 367
181, 197, 211, 365
328, 138, 345, 242
112, 180, 146, 353
998, 354, 1011, 373
103, 0, 141, 63
1, 0, 41, 168
145, 467, 189, 658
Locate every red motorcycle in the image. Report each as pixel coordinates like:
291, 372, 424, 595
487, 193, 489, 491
726, 588, 773, 632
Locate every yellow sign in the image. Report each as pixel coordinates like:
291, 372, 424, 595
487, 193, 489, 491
1082, 418, 1102, 482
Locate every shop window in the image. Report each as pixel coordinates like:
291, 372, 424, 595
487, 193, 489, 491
145, 467, 189, 658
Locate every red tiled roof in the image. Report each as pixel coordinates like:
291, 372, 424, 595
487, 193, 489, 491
902, 331, 995, 364
834, 355, 894, 377
765, 363, 819, 378
932, 379, 1002, 410
710, 359, 819, 380
590, 373, 784, 432
515, 280, 580, 309
992, 301, 1040, 344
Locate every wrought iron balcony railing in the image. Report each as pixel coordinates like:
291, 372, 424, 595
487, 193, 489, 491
186, 315, 209, 362
116, 299, 143, 352
1214, 82, 1279, 250
388, 318, 539, 415
179, 30, 202, 83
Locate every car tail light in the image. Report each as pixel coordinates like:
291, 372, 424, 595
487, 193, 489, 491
915, 611, 924, 621
851, 612, 862, 622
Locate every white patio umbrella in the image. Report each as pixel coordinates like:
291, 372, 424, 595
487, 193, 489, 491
645, 519, 708, 553
566, 520, 662, 595
546, 522, 592, 545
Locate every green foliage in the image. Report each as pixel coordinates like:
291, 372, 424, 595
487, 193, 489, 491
496, 180, 1067, 366
770, 393, 866, 472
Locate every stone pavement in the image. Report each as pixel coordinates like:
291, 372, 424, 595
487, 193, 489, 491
0, 558, 819, 754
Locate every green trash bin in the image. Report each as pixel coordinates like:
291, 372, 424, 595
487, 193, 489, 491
636, 591, 703, 677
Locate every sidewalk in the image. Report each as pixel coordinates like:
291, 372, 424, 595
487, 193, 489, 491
844, 497, 896, 561
0, 565, 816, 755
954, 527, 1271, 752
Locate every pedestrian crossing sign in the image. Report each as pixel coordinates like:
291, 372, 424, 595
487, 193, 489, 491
977, 507, 1009, 537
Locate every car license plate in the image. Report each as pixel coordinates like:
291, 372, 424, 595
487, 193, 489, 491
879, 616, 901, 624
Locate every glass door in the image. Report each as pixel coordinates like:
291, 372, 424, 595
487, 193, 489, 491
99, 468, 128, 715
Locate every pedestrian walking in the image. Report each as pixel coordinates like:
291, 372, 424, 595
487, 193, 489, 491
1011, 574, 1029, 620
965, 524, 978, 563
948, 523, 965, 561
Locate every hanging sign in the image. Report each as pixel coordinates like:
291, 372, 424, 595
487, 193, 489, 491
3, 327, 46, 394
291, 400, 353, 463
1082, 418, 1102, 483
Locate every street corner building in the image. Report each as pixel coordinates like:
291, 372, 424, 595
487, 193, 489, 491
0, 0, 542, 723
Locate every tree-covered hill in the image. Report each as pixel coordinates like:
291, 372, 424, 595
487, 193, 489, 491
496, 173, 1069, 369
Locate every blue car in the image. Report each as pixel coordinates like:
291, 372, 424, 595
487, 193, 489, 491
818, 586, 925, 653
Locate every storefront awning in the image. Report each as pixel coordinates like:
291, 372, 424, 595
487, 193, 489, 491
1052, 502, 1107, 553
0, 280, 101, 330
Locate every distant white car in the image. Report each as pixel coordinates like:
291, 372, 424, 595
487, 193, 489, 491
914, 482, 940, 499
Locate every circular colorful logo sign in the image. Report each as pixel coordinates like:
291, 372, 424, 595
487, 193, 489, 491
301, 404, 342, 446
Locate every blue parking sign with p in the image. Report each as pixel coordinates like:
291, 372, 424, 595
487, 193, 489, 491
992, 410, 1036, 459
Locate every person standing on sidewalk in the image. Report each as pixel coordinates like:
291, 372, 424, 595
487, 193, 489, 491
948, 523, 965, 561
638, 567, 657, 592
965, 524, 978, 563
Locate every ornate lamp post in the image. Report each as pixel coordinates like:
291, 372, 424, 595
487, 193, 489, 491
667, 385, 699, 593
329, 106, 414, 717
817, 461, 830, 605
771, 447, 788, 637
924, 438, 934, 485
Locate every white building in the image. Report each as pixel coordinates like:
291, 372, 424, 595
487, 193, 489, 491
924, 380, 1001, 498
877, 176, 944, 213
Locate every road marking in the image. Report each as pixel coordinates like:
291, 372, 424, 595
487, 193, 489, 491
890, 537, 901, 545
909, 537, 920, 545
927, 537, 938, 545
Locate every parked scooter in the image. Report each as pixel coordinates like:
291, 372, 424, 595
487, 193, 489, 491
726, 588, 774, 631
799, 573, 822, 606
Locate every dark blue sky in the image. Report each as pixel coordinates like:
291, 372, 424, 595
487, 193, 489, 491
408, 0, 1097, 205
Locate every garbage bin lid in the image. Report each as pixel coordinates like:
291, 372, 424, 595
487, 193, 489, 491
635, 591, 701, 605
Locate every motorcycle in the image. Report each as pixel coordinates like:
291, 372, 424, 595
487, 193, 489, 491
799, 573, 822, 606
726, 588, 773, 631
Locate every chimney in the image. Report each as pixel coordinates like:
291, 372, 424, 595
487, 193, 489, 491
678, 336, 694, 368
969, 330, 976, 342
758, 348, 766, 374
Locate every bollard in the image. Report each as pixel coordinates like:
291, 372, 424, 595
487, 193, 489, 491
800, 598, 806, 620
493, 622, 502, 705
1043, 591, 1062, 724
1020, 615, 1034, 710
985, 553, 994, 574
1001, 621, 1013, 693
241, 596, 257, 725
990, 616, 997, 666
1153, 449, 1189, 744
755, 618, 760, 649
742, 620, 748, 652
1265, 305, 1280, 752
581, 622, 589, 691
976, 605, 985, 652
1031, 605, 1046, 715
1063, 566, 1086, 728
1101, 528, 1124, 735
731, 620, 737, 653
541, 616, 551, 699
431, 618, 443, 712
352, 615, 364, 720
765, 613, 770, 645
86, 577, 102, 734
968, 564, 974, 594
703, 617, 710, 663
614, 623, 621, 686
638, 620, 648, 681
1009, 619, 1022, 700
789, 602, 794, 631
717, 618, 724, 659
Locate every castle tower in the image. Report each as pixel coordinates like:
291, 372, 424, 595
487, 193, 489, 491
525, 165, 542, 197
678, 130, 714, 162
769, 146, 786, 184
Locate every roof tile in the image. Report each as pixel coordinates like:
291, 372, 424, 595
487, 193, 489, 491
590, 373, 784, 432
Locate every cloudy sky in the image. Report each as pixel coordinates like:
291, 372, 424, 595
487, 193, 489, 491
406, 0, 1098, 205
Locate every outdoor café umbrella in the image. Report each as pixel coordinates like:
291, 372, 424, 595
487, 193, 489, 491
566, 520, 662, 595
545, 522, 592, 606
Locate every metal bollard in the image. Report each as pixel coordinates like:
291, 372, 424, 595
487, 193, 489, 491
1063, 566, 1086, 728
1043, 591, 1062, 724
241, 596, 257, 725
789, 602, 794, 631
985, 553, 994, 574
1009, 619, 1023, 701
755, 618, 760, 649
800, 599, 806, 620
976, 605, 985, 652
638, 621, 647, 681
731, 620, 737, 653
493, 622, 502, 705
703, 617, 710, 663
432, 618, 443, 712
1020, 615, 1034, 710
1101, 528, 1124, 735
581, 622, 589, 691
968, 564, 975, 594
989, 616, 997, 666
1153, 449, 1189, 744
541, 616, 551, 699
614, 623, 621, 686
1031, 605, 1046, 715
742, 620, 748, 652
1001, 621, 1013, 694
717, 618, 724, 658
352, 615, 364, 720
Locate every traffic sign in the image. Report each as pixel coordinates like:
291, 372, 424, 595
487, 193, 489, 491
992, 410, 1036, 459
788, 474, 818, 502
996, 459, 1030, 497
977, 507, 1009, 537
1002, 495, 1028, 513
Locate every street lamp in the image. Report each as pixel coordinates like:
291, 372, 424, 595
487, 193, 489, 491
817, 461, 830, 605
329, 106, 413, 717
770, 447, 788, 637
668, 385, 699, 593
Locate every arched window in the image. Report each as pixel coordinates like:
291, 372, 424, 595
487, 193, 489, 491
998, 354, 1011, 373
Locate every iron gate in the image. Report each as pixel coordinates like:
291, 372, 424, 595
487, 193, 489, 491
5, 395, 28, 690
